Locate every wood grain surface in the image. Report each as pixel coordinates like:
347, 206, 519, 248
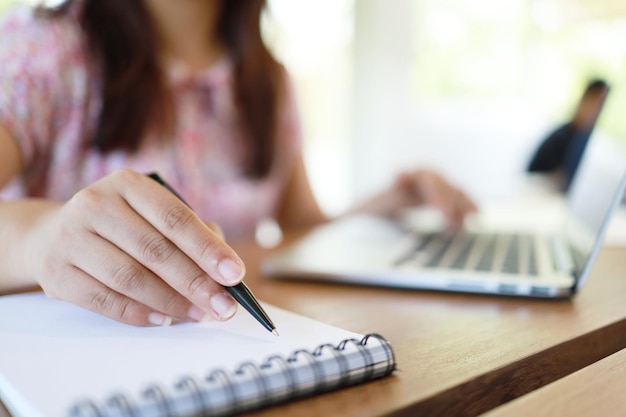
481, 346, 626, 417
1, 232, 625, 417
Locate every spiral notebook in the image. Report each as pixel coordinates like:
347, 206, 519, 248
0, 292, 396, 417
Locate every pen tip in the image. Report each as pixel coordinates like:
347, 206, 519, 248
271, 329, 279, 336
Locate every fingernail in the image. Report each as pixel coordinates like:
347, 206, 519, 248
188, 305, 212, 322
217, 258, 244, 284
210, 292, 237, 319
148, 312, 173, 326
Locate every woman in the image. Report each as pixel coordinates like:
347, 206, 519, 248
0, 0, 476, 326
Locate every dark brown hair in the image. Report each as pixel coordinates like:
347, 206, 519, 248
47, 0, 282, 178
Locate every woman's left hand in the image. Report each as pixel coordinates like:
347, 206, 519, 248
353, 169, 477, 232
393, 169, 477, 231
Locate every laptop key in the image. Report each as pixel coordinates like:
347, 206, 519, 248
475, 235, 497, 271
501, 235, 520, 274
425, 235, 455, 267
450, 235, 476, 269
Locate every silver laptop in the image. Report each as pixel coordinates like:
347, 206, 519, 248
263, 135, 626, 300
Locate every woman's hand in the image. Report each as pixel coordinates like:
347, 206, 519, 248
353, 169, 477, 232
28, 169, 244, 326
394, 169, 477, 231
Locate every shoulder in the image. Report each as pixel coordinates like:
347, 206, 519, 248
0, 5, 92, 168
544, 122, 576, 143
0, 4, 87, 78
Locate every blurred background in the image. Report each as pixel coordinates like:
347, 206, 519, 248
262, 0, 626, 215
2, 0, 625, 216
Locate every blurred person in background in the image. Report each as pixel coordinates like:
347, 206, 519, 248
527, 78, 609, 190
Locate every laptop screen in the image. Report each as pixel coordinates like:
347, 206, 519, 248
565, 95, 626, 290
561, 83, 610, 191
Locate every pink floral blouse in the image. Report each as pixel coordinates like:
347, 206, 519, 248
0, 6, 302, 239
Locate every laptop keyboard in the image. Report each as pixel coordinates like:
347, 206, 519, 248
394, 232, 539, 276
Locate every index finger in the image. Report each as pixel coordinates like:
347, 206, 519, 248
115, 170, 245, 286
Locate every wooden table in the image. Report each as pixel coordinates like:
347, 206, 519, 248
241, 239, 626, 417
1, 239, 626, 417
480, 347, 626, 416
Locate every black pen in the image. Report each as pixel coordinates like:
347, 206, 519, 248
147, 172, 278, 336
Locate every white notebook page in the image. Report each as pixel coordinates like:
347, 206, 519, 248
0, 292, 383, 417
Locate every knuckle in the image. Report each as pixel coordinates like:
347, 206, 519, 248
163, 205, 194, 232
112, 168, 140, 183
88, 289, 115, 313
161, 291, 183, 313
69, 187, 104, 212
139, 233, 175, 264
110, 263, 145, 293
116, 298, 135, 323
182, 271, 209, 296
88, 289, 135, 324
195, 237, 222, 261
205, 221, 225, 240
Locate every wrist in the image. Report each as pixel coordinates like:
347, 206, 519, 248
349, 176, 410, 219
0, 199, 60, 291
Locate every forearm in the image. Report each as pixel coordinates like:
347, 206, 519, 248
345, 179, 408, 219
0, 199, 60, 293
345, 170, 478, 231
276, 154, 330, 230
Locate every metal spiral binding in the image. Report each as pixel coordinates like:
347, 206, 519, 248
262, 354, 297, 392
235, 361, 270, 408
288, 349, 325, 393
175, 377, 206, 414
67, 333, 395, 417
205, 368, 238, 414
141, 385, 172, 416
362, 333, 397, 375
107, 393, 136, 417
313, 343, 350, 387
68, 400, 102, 417
338, 337, 376, 383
